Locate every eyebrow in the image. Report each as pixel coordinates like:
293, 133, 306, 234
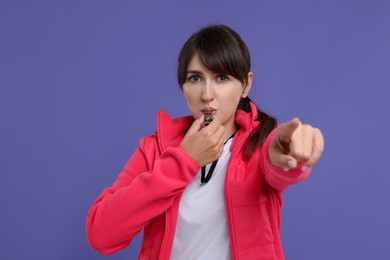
186, 70, 202, 74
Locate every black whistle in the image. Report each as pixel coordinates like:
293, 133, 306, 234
204, 114, 213, 126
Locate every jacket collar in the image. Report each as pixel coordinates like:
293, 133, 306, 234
235, 101, 259, 133
156, 102, 260, 152
156, 110, 193, 152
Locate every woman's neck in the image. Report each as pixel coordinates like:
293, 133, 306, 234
223, 123, 238, 143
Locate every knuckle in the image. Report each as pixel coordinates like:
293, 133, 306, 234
296, 153, 305, 160
302, 152, 311, 160
292, 151, 305, 160
314, 128, 324, 138
290, 150, 300, 158
215, 138, 221, 144
303, 124, 313, 132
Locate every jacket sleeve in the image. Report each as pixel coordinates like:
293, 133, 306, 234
260, 127, 311, 191
86, 135, 199, 255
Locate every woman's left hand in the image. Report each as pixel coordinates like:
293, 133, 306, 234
269, 118, 324, 171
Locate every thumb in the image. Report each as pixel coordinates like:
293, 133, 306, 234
186, 116, 204, 136
277, 118, 301, 143
269, 150, 298, 171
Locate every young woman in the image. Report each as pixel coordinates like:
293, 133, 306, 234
86, 25, 324, 260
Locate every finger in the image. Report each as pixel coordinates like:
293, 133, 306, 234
205, 124, 225, 148
218, 129, 227, 151
302, 128, 324, 168
207, 115, 221, 128
201, 115, 222, 134
216, 133, 225, 155
289, 124, 313, 162
186, 116, 204, 136
214, 124, 225, 143
302, 125, 314, 161
205, 130, 225, 162
277, 118, 301, 143
269, 149, 298, 171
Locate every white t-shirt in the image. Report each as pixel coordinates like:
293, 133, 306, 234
171, 139, 233, 260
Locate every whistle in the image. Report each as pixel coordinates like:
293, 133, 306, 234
204, 114, 213, 126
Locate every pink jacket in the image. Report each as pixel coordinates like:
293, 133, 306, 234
86, 102, 311, 260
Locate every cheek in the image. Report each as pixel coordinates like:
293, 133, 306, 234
183, 90, 193, 105
218, 90, 241, 116
182, 87, 190, 100
225, 87, 244, 105
183, 89, 199, 113
183, 87, 200, 103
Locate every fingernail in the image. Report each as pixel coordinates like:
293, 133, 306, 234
287, 160, 296, 168
301, 165, 308, 171
283, 167, 290, 172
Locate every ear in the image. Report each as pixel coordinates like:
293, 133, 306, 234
242, 72, 253, 98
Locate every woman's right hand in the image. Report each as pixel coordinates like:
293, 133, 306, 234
180, 116, 225, 167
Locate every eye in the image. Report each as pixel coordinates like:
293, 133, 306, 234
188, 75, 201, 82
217, 74, 229, 81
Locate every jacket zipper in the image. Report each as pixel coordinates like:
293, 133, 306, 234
225, 140, 241, 260
157, 109, 169, 260
159, 209, 171, 260
225, 160, 238, 260
225, 132, 248, 260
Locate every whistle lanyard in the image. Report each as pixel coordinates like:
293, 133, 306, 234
201, 133, 235, 184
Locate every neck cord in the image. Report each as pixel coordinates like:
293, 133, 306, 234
201, 132, 236, 184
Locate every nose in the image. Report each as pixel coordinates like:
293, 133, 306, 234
201, 80, 214, 102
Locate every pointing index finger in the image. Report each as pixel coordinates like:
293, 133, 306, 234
277, 118, 301, 143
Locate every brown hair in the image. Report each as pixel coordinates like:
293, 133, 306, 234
178, 25, 277, 158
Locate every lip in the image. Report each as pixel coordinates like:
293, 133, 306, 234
201, 107, 217, 115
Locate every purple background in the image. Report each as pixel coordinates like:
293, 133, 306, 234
1, 1, 389, 259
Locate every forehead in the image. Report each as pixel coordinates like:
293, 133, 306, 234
187, 53, 212, 73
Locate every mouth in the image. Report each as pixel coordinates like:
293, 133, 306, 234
201, 108, 217, 115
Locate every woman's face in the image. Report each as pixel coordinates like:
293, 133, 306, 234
182, 53, 252, 136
